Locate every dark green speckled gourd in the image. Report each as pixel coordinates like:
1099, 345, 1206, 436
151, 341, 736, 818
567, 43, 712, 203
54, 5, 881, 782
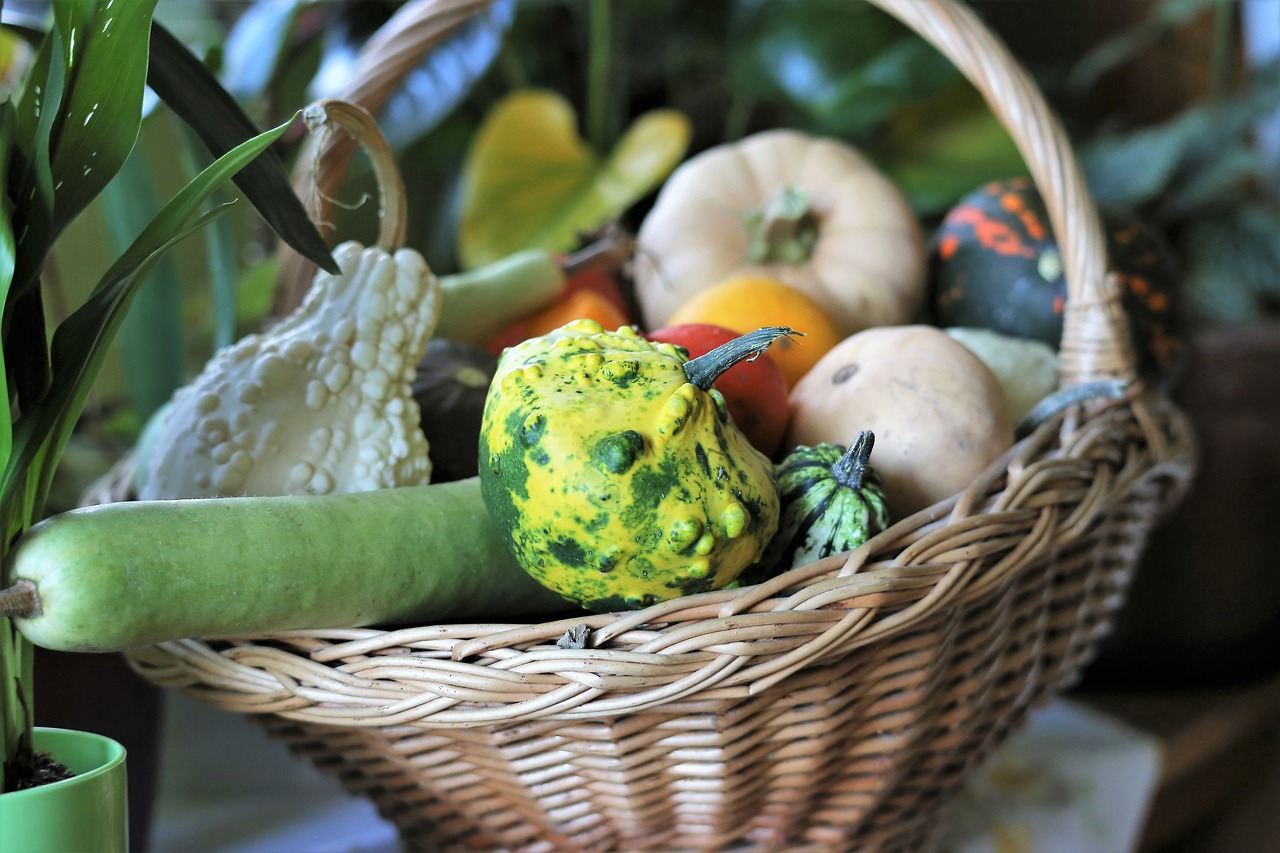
478, 320, 788, 612
745, 431, 891, 585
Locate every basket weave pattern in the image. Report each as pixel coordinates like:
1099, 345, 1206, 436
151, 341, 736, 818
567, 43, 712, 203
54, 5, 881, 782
124, 1, 1196, 850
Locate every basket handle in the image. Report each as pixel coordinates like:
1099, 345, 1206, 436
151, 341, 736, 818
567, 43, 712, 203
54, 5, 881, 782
277, 0, 1136, 387
274, 0, 493, 313
867, 0, 1134, 387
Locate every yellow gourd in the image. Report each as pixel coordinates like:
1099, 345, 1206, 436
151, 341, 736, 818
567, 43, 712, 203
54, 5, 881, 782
477, 321, 786, 611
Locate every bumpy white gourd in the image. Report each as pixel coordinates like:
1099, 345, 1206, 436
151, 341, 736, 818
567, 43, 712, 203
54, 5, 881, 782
138, 240, 442, 499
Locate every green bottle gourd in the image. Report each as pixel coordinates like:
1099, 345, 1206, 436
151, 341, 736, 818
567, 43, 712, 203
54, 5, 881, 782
754, 431, 891, 581
478, 320, 789, 612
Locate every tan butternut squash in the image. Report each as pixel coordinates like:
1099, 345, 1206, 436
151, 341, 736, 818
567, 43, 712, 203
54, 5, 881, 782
787, 325, 1013, 516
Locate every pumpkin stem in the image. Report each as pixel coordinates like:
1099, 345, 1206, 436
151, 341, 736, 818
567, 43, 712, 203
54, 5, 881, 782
0, 580, 39, 619
831, 431, 875, 491
683, 326, 799, 391
742, 186, 820, 265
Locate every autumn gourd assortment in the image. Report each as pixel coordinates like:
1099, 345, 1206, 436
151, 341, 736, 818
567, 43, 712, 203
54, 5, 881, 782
1, 121, 1114, 650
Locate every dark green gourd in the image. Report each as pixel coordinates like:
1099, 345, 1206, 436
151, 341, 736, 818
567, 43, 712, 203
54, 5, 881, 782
758, 431, 891, 579
411, 338, 499, 482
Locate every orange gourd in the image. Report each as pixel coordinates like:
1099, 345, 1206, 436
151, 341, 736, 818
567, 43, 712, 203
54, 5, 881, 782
666, 276, 842, 387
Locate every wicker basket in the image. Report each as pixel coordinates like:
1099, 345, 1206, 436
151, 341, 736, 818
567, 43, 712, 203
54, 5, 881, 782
124, 1, 1196, 850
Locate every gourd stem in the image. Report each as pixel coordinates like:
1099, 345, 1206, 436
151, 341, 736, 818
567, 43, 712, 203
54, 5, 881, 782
831, 431, 875, 491
0, 580, 39, 619
560, 224, 635, 279
683, 327, 799, 391
1014, 378, 1130, 438
302, 99, 406, 251
742, 186, 820, 265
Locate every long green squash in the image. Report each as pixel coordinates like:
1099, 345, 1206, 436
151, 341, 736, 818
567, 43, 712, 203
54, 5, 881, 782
0, 477, 573, 652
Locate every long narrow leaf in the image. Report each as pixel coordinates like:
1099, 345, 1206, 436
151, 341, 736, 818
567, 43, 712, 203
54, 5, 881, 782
51, 3, 94, 66
0, 103, 16, 473
204, 192, 239, 350
46, 0, 157, 235
179, 119, 241, 351
1067, 0, 1222, 94
95, 116, 293, 292
147, 21, 338, 275
4, 24, 63, 408
0, 114, 297, 512
8, 21, 62, 307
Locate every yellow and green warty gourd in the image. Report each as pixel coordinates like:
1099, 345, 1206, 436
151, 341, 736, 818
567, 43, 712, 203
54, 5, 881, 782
478, 320, 789, 612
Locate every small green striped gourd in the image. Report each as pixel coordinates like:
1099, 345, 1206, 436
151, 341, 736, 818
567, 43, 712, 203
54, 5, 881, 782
764, 431, 891, 574
478, 320, 789, 612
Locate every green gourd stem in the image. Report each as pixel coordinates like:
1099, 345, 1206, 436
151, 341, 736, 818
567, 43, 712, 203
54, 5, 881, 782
1015, 378, 1129, 438
0, 582, 38, 619
683, 326, 798, 391
831, 431, 875, 491
742, 186, 820, 265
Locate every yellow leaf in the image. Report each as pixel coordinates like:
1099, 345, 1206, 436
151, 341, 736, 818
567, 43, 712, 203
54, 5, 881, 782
459, 89, 690, 269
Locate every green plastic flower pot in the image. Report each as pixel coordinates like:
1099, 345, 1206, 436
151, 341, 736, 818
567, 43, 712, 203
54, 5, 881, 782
0, 727, 128, 852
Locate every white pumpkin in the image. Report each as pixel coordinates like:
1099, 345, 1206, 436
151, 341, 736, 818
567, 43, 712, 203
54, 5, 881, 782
633, 129, 926, 337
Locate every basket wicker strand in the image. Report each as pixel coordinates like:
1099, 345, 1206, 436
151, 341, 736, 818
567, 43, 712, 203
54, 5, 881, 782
125, 1, 1196, 850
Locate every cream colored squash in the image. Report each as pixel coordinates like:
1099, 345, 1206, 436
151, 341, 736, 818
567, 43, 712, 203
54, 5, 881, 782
633, 128, 926, 337
787, 325, 1014, 516
945, 327, 1060, 426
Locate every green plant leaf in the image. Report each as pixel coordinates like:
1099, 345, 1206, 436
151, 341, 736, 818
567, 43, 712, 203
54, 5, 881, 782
147, 21, 339, 275
1181, 204, 1280, 323
1162, 144, 1262, 217
458, 88, 690, 269
1067, 0, 1223, 94
10, 24, 61, 300
0, 103, 17, 472
6, 21, 64, 407
0, 114, 297, 515
1081, 109, 1211, 209
725, 0, 957, 140
1080, 58, 1280, 213
46, 0, 158, 236
204, 191, 240, 351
